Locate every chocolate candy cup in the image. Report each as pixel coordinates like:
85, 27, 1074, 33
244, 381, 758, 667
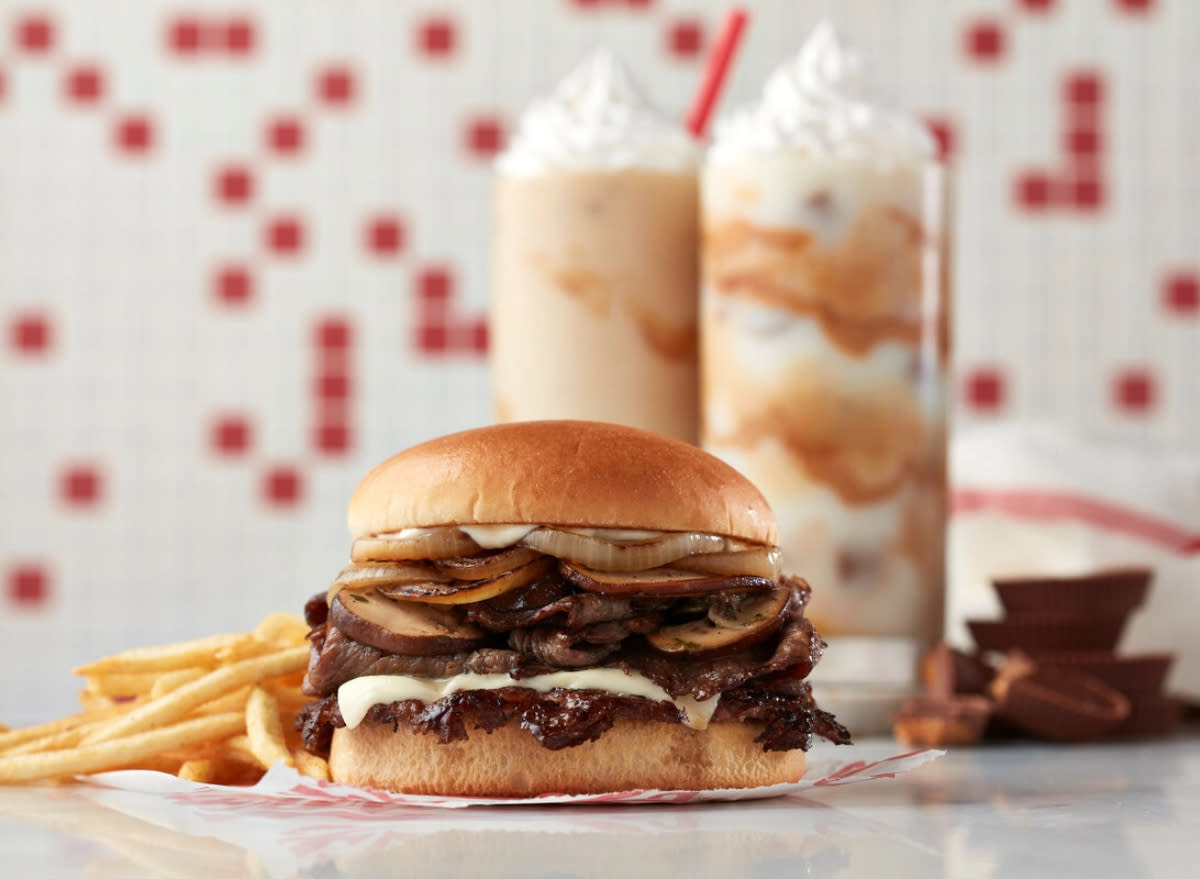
920, 642, 997, 698
989, 661, 1129, 742
892, 696, 992, 747
1036, 651, 1174, 696
1109, 696, 1184, 739
968, 615, 1128, 653
992, 568, 1151, 619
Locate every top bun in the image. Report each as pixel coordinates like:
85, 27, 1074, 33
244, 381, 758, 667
347, 420, 778, 546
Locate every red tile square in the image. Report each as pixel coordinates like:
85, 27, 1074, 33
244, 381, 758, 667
16, 14, 55, 53
10, 313, 52, 354
214, 165, 255, 205
464, 117, 505, 158
60, 464, 103, 507
167, 17, 205, 54
924, 116, 956, 163
65, 65, 105, 105
1113, 368, 1156, 414
366, 216, 406, 256
964, 367, 1006, 412
418, 324, 448, 354
114, 115, 154, 154
315, 374, 351, 399
7, 564, 50, 607
469, 319, 489, 355
211, 415, 252, 456
1014, 172, 1057, 210
214, 266, 254, 306
262, 466, 304, 507
315, 318, 352, 349
224, 17, 256, 54
1065, 127, 1101, 155
667, 19, 705, 59
265, 216, 305, 254
964, 20, 1007, 62
316, 66, 356, 106
1070, 178, 1105, 210
419, 268, 452, 301
1114, 0, 1155, 13
1018, 0, 1056, 11
1162, 272, 1199, 316
315, 424, 352, 454
1066, 72, 1103, 105
266, 116, 305, 155
418, 17, 457, 57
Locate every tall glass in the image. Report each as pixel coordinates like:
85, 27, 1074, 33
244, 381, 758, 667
701, 152, 950, 670
491, 167, 699, 443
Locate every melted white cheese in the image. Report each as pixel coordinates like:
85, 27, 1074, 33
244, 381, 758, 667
338, 670, 719, 731
458, 524, 539, 548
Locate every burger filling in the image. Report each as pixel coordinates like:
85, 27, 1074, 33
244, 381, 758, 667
297, 526, 852, 754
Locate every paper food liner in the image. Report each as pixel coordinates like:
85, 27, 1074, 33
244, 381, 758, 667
83, 745, 942, 808
0, 746, 940, 877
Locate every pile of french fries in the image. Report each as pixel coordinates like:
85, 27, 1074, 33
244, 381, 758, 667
0, 613, 327, 785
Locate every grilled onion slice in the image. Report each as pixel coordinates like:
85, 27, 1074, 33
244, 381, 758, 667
435, 546, 543, 581
672, 547, 781, 580
560, 562, 773, 597
522, 529, 726, 572
378, 556, 555, 605
352, 528, 480, 562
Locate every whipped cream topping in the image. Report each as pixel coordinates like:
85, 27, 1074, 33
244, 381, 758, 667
496, 50, 698, 176
710, 21, 934, 162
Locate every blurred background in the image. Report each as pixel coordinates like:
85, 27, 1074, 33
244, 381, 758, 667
1, 0, 1196, 725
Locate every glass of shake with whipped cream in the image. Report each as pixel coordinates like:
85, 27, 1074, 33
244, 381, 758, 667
700, 23, 951, 719
491, 51, 701, 444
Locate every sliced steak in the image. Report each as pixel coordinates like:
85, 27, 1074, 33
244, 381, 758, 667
303, 626, 533, 697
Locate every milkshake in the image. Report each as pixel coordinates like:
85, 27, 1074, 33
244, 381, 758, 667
492, 52, 701, 443
701, 24, 950, 668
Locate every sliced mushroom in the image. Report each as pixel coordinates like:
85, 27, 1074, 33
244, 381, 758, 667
330, 590, 486, 655
435, 546, 543, 581
560, 562, 773, 597
378, 556, 556, 605
645, 585, 791, 657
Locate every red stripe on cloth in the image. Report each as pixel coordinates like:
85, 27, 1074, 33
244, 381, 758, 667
951, 489, 1200, 555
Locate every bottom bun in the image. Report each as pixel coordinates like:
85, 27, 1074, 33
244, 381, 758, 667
329, 718, 807, 797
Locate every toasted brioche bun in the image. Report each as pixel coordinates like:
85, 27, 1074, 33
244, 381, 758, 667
347, 420, 778, 546
329, 718, 805, 797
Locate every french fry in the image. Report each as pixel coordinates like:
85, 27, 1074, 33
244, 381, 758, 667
178, 759, 216, 783
253, 612, 309, 646
149, 667, 208, 698
82, 646, 308, 745
220, 734, 265, 768
3, 717, 110, 756
0, 706, 126, 753
0, 723, 8, 733
214, 638, 277, 664
73, 633, 245, 676
291, 747, 330, 781
245, 687, 293, 769
0, 713, 245, 783
4, 612, 317, 788
193, 685, 252, 717
84, 671, 163, 699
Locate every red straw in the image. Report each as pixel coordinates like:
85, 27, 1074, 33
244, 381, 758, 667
685, 7, 749, 140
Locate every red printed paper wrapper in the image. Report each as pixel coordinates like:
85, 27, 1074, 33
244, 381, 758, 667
82, 745, 943, 808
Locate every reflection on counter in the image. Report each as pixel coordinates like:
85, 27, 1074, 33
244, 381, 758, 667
1, 738, 1197, 878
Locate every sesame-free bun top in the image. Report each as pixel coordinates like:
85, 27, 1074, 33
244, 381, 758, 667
347, 420, 778, 546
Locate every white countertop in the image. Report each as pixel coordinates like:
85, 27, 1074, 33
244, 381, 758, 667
1, 734, 1197, 878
